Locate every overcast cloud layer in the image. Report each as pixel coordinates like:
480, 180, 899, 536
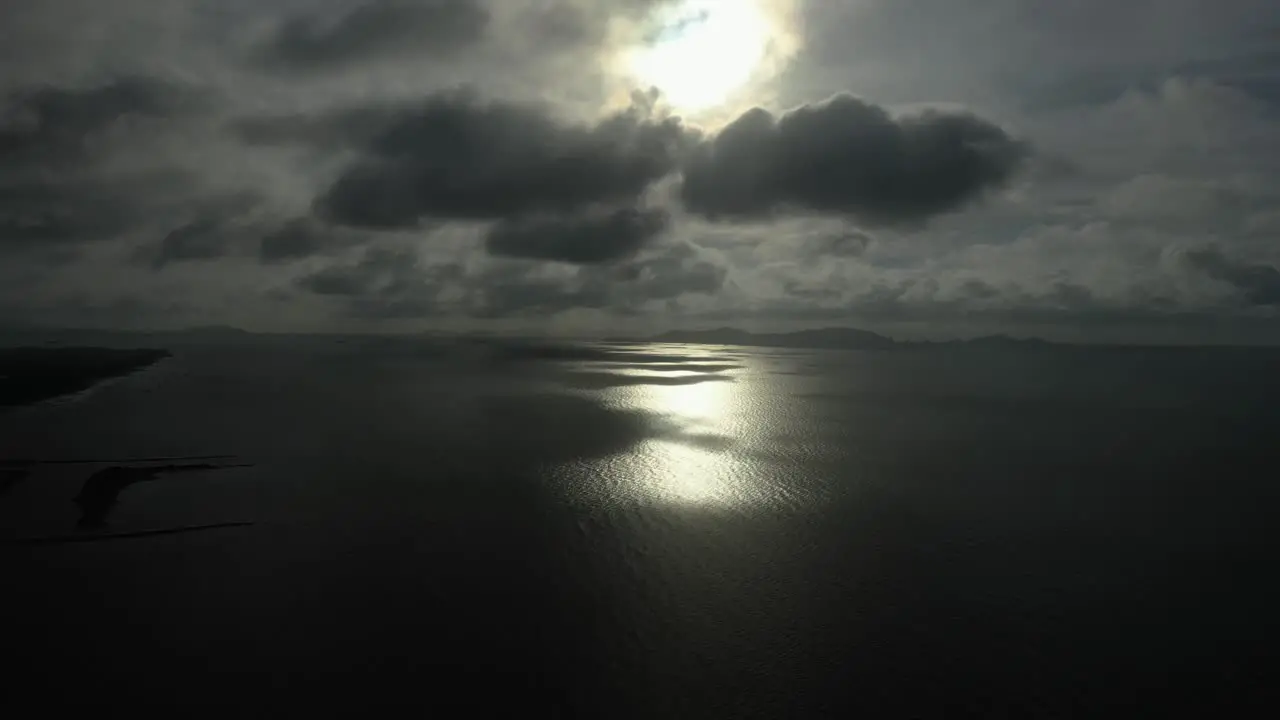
1, 0, 1278, 342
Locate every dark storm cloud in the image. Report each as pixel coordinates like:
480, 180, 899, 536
253, 0, 490, 73
230, 106, 395, 149
680, 94, 1029, 224
956, 278, 1001, 302
296, 238, 725, 321
1180, 246, 1280, 306
471, 265, 609, 318
259, 218, 357, 263
615, 241, 727, 299
296, 246, 463, 319
150, 219, 227, 268
297, 250, 397, 296
137, 192, 263, 269
485, 207, 669, 264
0, 77, 196, 169
1, 181, 142, 247
476, 241, 726, 317
314, 90, 688, 229
0, 171, 197, 251
1, 78, 208, 255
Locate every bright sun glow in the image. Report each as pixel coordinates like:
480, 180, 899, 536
628, 0, 771, 111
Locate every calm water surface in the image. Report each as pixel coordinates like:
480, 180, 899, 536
3, 340, 1276, 715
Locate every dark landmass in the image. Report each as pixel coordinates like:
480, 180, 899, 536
175, 325, 254, 339
74, 462, 250, 528
0, 454, 237, 468
8, 521, 254, 545
651, 326, 1057, 351
655, 326, 899, 350
5, 324, 1278, 356
917, 334, 1057, 350
0, 347, 170, 408
650, 327, 1280, 353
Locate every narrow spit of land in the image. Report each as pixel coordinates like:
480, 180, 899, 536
0, 347, 170, 408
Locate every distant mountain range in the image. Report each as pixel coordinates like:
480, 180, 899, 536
652, 327, 1055, 351
5, 324, 1276, 352
3, 323, 1059, 352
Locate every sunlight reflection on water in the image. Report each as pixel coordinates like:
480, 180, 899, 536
561, 345, 771, 509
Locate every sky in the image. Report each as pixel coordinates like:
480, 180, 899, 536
1, 0, 1278, 342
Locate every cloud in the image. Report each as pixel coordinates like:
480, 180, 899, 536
0, 171, 196, 251
808, 229, 873, 258
0, 77, 212, 255
230, 106, 396, 149
0, 77, 194, 169
314, 89, 687, 229
680, 94, 1029, 224
293, 236, 727, 321
149, 219, 228, 268
134, 193, 263, 269
2, 1, 1277, 340
1178, 246, 1280, 306
472, 264, 610, 317
253, 0, 490, 73
477, 240, 726, 317
259, 218, 358, 263
298, 247, 405, 297
295, 245, 463, 318
615, 241, 727, 300
497, 0, 683, 50
1101, 174, 1251, 221
1038, 76, 1280, 179
485, 207, 669, 264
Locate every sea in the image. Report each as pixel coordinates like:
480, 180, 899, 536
3, 338, 1277, 716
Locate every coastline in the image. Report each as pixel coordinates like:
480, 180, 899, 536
0, 347, 170, 409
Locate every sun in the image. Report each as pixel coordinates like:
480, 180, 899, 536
627, 0, 772, 112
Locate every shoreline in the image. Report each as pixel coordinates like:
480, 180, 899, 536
0, 347, 170, 409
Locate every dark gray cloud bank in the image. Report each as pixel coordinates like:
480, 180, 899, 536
311, 90, 688, 228
253, 0, 491, 73
2, 0, 1279, 343
680, 95, 1028, 223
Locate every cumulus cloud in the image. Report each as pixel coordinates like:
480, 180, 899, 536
253, 0, 490, 73
294, 236, 726, 321
0, 78, 206, 252
476, 240, 727, 317
298, 246, 409, 297
1, 174, 182, 250
485, 207, 669, 264
259, 218, 359, 263
1177, 246, 1280, 306
131, 193, 263, 269
314, 89, 688, 228
295, 245, 464, 319
0, 75, 259, 276
618, 241, 727, 299
230, 106, 396, 150
0, 77, 195, 167
680, 94, 1029, 224
149, 219, 230, 268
